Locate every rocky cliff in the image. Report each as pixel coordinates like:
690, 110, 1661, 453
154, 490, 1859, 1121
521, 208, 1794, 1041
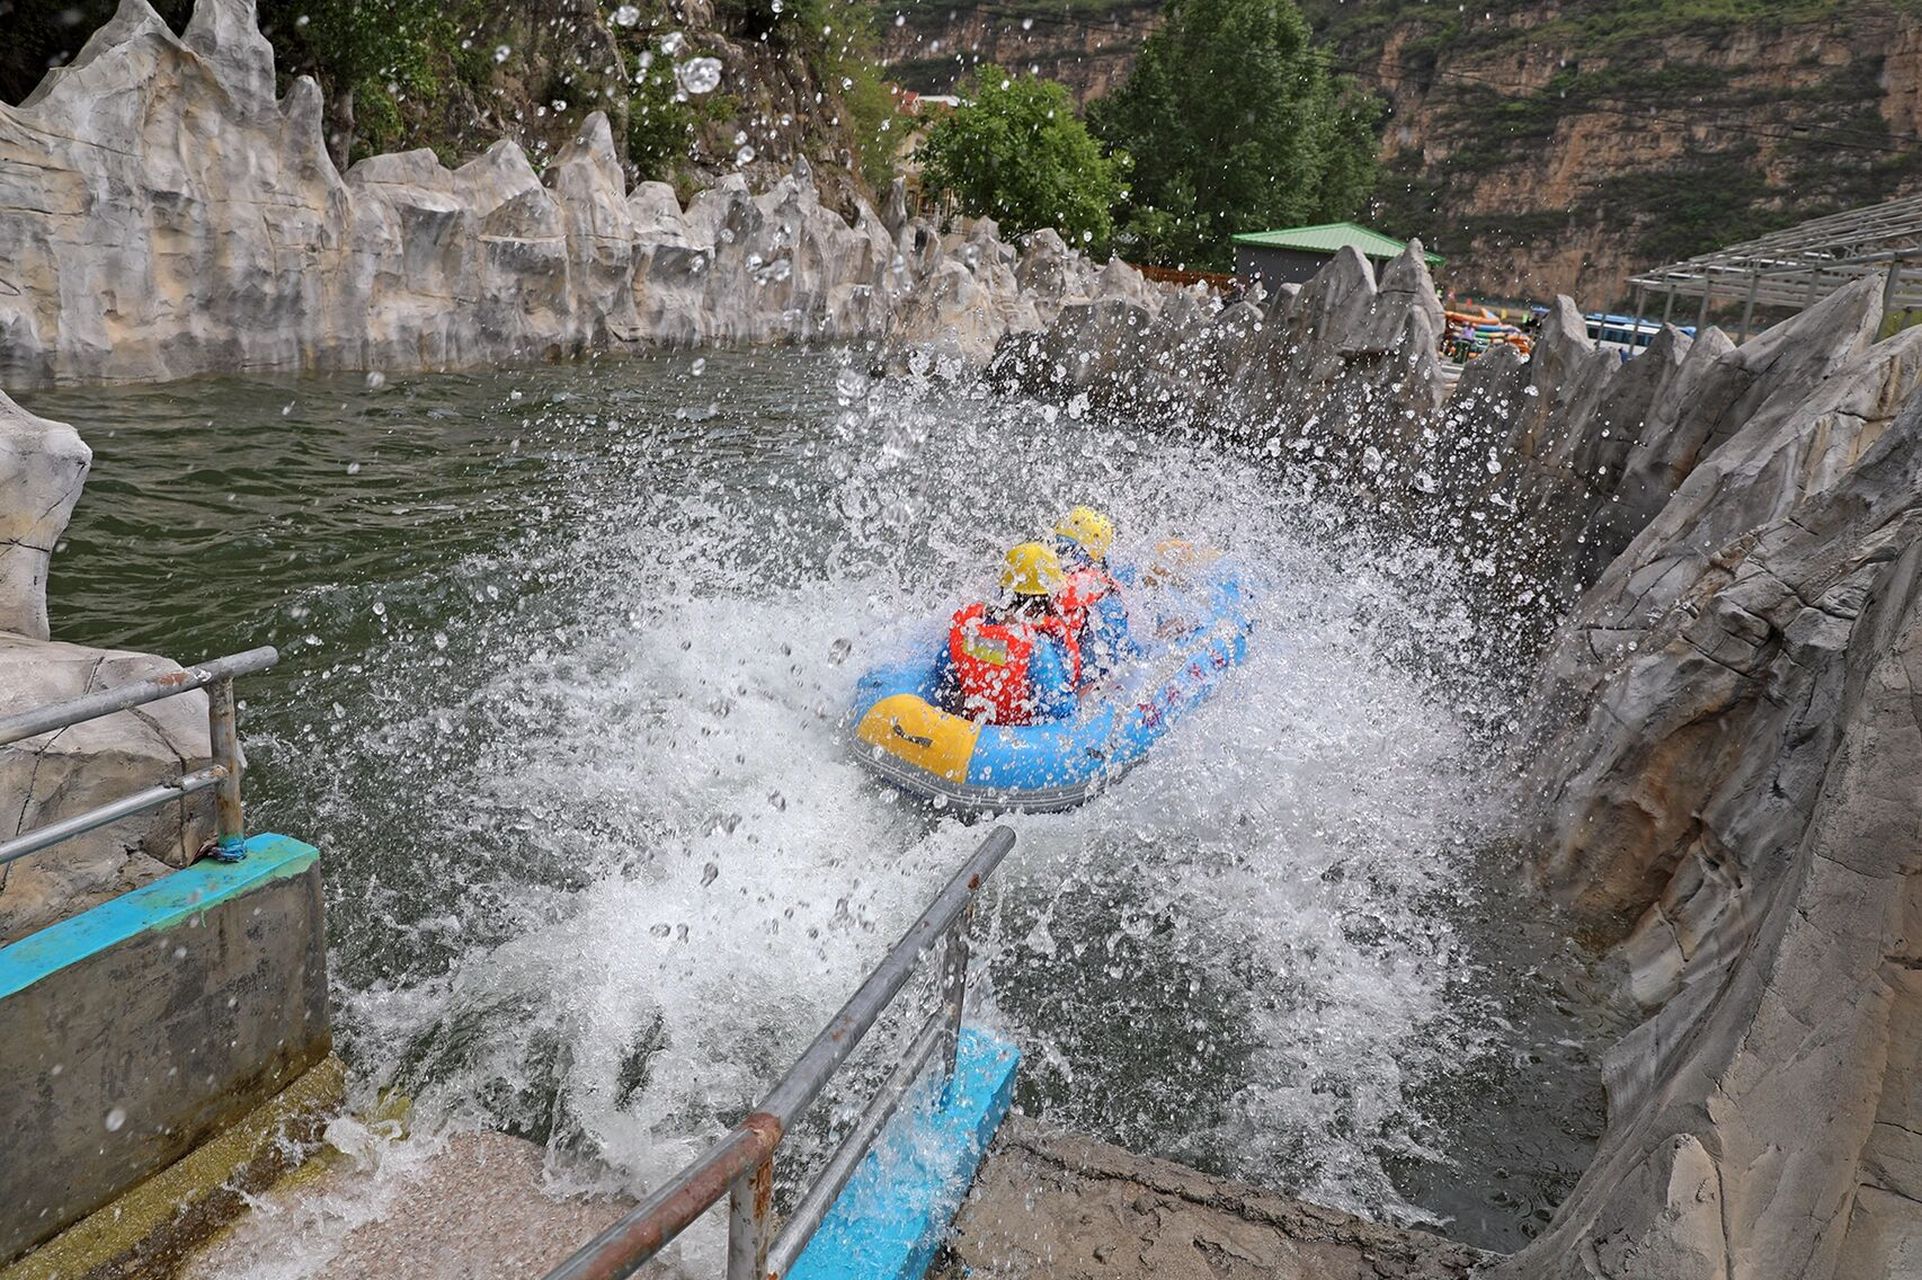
994, 228, 1922, 1275
886, 0, 1922, 308
881, 2, 1159, 106
1313, 0, 1922, 309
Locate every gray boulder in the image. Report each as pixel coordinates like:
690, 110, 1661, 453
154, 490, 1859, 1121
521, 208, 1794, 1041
0, 636, 216, 945
0, 391, 90, 640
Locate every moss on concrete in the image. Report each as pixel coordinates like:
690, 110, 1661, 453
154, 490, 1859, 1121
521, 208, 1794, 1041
0, 1056, 346, 1280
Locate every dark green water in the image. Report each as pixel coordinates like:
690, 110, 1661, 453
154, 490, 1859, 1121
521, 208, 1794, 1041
25, 351, 1625, 1258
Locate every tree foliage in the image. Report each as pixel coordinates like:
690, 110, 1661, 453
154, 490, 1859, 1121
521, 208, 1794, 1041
1088, 0, 1382, 269
258, 0, 486, 164
918, 67, 1123, 252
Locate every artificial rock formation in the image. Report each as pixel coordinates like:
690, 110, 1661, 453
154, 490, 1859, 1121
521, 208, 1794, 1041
0, 0, 1142, 388
0, 635, 217, 945
0, 397, 212, 945
992, 241, 1922, 1279
0, 391, 89, 641
1496, 361, 1922, 1278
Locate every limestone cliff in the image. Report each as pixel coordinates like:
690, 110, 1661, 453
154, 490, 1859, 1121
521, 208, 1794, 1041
882, 1, 1160, 106
1311, 0, 1922, 307
887, 0, 1922, 308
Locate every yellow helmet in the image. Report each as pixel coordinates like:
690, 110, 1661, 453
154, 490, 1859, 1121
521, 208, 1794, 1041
1143, 538, 1220, 586
1000, 542, 1065, 597
1054, 506, 1116, 561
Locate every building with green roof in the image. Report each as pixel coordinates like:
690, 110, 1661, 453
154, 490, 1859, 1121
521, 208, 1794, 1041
1231, 222, 1443, 289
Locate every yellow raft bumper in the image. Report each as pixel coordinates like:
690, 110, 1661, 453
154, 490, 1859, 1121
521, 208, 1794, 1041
852, 694, 981, 784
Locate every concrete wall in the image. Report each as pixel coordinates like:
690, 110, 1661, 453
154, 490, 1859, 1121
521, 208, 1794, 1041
0, 835, 330, 1264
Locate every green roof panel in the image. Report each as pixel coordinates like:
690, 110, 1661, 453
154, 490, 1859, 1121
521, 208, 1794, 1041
1231, 221, 1444, 266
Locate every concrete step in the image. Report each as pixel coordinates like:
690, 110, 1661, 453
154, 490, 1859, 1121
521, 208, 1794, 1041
185, 1130, 633, 1280
939, 1118, 1493, 1280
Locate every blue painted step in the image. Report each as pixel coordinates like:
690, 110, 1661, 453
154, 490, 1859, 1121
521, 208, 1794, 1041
789, 1026, 1019, 1280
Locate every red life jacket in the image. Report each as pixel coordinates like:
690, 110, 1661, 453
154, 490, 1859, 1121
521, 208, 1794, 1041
1058, 564, 1120, 657
948, 603, 1081, 726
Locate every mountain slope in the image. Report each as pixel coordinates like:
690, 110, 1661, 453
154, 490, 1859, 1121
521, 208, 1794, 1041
883, 0, 1922, 304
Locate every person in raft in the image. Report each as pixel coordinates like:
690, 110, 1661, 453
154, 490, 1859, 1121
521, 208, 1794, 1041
935, 542, 1082, 726
1052, 505, 1139, 683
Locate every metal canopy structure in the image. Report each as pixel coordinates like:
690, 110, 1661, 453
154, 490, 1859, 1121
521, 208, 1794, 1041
1627, 192, 1922, 341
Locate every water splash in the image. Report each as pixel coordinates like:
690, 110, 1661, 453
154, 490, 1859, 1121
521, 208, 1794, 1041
35, 354, 1602, 1270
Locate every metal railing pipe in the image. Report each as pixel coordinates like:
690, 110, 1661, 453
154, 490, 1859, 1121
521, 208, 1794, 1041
206, 676, 246, 861
0, 765, 229, 867
542, 825, 1016, 1280
546, 1119, 784, 1280
938, 908, 972, 1079
757, 825, 1014, 1127
765, 1011, 948, 1279
725, 1158, 774, 1280
0, 646, 278, 746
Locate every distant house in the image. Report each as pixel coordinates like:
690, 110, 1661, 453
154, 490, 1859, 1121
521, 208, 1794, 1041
1231, 222, 1444, 289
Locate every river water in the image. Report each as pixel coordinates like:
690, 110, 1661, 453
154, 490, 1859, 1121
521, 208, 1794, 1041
26, 350, 1624, 1266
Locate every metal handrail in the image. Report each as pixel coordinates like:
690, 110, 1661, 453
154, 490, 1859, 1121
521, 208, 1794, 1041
545, 825, 1017, 1280
0, 646, 279, 867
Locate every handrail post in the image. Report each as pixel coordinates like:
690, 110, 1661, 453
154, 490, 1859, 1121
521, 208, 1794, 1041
939, 902, 974, 1088
206, 675, 246, 862
726, 1157, 774, 1280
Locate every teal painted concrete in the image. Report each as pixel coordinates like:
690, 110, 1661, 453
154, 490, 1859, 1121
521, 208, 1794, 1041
789, 1026, 1020, 1280
0, 834, 319, 1000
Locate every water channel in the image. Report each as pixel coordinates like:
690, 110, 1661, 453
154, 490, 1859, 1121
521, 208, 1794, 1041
26, 349, 1627, 1269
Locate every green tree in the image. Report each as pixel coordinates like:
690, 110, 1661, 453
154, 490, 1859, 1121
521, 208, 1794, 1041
918, 67, 1123, 252
258, 0, 472, 167
1088, 0, 1382, 270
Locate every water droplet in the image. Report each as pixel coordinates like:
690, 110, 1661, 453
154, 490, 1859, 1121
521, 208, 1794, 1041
493, 44, 511, 62
345, 461, 362, 475
835, 368, 869, 401
660, 31, 686, 54
735, 144, 756, 166
365, 370, 386, 390
677, 57, 722, 95
612, 3, 640, 24
105, 1108, 126, 1132
701, 862, 719, 886
433, 632, 449, 650
691, 357, 707, 376
372, 600, 387, 616
828, 637, 852, 665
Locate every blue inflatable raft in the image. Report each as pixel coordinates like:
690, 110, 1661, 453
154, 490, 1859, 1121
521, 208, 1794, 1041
848, 559, 1254, 813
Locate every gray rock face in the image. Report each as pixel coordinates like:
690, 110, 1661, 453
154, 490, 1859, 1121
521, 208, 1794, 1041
1488, 288, 1922, 1276
0, 0, 1126, 387
952, 1117, 1489, 1279
0, 391, 89, 641
0, 636, 217, 945
994, 236, 1922, 1279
